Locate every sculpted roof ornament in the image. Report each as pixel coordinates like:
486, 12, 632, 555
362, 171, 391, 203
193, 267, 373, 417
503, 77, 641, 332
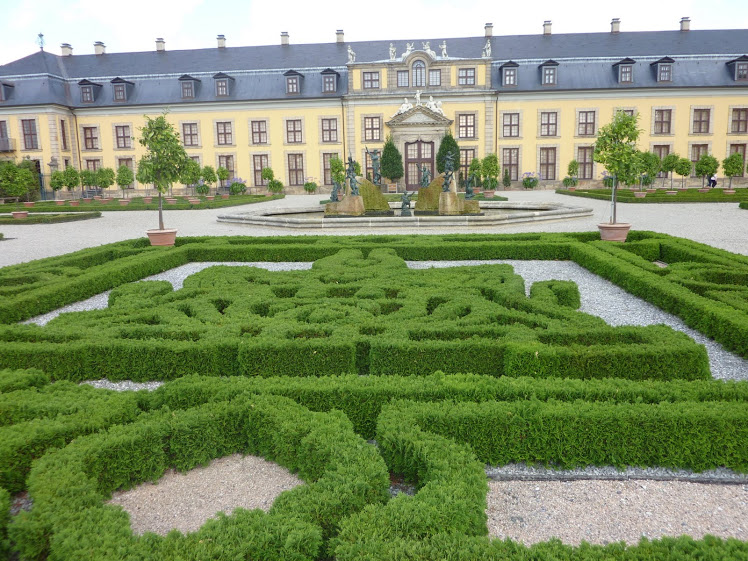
386, 103, 453, 127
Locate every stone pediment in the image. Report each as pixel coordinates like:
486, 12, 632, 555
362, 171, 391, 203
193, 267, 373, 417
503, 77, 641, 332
386, 105, 453, 128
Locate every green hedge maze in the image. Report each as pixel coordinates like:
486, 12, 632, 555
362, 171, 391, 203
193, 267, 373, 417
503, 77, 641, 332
1, 232, 747, 560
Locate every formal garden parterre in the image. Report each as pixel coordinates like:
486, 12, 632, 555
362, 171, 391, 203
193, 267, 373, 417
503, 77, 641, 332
1, 232, 748, 560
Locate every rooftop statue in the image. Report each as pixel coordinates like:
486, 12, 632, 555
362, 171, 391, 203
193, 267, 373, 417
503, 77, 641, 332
404, 42, 414, 56
348, 46, 356, 63
482, 39, 491, 58
393, 98, 413, 116
422, 41, 436, 58
439, 41, 448, 58
389, 43, 397, 61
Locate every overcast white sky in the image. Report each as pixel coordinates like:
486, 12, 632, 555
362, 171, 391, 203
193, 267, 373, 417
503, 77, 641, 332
2, 0, 747, 66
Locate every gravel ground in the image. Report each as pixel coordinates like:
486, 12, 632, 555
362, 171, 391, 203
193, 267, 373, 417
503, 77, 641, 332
108, 454, 304, 536
486, 479, 748, 546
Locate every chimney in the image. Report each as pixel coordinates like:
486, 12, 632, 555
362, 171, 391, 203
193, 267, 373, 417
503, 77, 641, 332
485, 23, 493, 38
217, 34, 226, 48
94, 41, 105, 55
156, 38, 165, 52
680, 17, 690, 31
543, 20, 552, 35
336, 29, 344, 43
281, 31, 289, 46
60, 43, 73, 56
611, 18, 620, 33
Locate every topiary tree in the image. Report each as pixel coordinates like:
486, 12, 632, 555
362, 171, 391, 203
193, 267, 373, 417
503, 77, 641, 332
49, 170, 65, 199
330, 156, 345, 195
0, 161, 33, 201
216, 166, 230, 190
79, 169, 97, 197
482, 153, 500, 190
660, 153, 679, 188
563, 159, 579, 188
638, 151, 661, 187
502, 168, 511, 189
468, 158, 482, 188
380, 135, 404, 185
303, 181, 318, 194
95, 167, 116, 197
694, 154, 719, 188
179, 159, 202, 194
674, 157, 692, 189
201, 165, 217, 195
261, 167, 283, 193
62, 166, 80, 198
116, 165, 134, 198
17, 160, 40, 201
593, 111, 641, 223
436, 132, 459, 174
722, 152, 744, 189
137, 113, 190, 231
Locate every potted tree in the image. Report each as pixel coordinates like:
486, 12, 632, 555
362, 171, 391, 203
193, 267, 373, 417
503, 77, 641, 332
216, 166, 230, 198
262, 167, 283, 196
502, 168, 511, 190
673, 157, 692, 192
229, 177, 247, 195
79, 169, 97, 201
62, 165, 80, 205
303, 181, 318, 194
722, 152, 743, 194
116, 164, 134, 201
468, 157, 483, 194
482, 153, 499, 198
639, 151, 660, 194
201, 165, 217, 199
50, 169, 65, 204
0, 162, 32, 217
137, 113, 189, 246
381, 135, 404, 192
96, 167, 116, 202
660, 153, 679, 189
179, 159, 202, 203
135, 162, 153, 203
694, 154, 719, 192
562, 159, 579, 190
593, 111, 641, 241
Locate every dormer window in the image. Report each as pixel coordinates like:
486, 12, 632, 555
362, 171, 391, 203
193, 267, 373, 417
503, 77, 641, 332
651, 57, 674, 83
213, 72, 234, 97
178, 75, 200, 99
110, 78, 133, 102
614, 58, 635, 84
726, 56, 748, 81
284, 70, 303, 94
321, 69, 339, 94
539, 60, 558, 86
78, 80, 102, 103
500, 61, 519, 87
0, 82, 12, 102
413, 61, 426, 87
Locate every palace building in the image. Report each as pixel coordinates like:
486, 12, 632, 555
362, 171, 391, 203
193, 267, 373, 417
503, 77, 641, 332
1, 19, 747, 193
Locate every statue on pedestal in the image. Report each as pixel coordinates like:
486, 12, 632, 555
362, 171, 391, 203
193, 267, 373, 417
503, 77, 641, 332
414, 90, 422, 106
404, 42, 414, 56
400, 190, 412, 216
389, 43, 397, 61
442, 152, 455, 192
366, 147, 381, 186
422, 41, 436, 58
346, 156, 360, 196
348, 46, 356, 63
482, 40, 491, 58
465, 174, 475, 199
420, 164, 432, 188
330, 180, 341, 202
439, 41, 448, 58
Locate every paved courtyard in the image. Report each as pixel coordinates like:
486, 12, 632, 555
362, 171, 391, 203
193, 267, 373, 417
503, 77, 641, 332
1, 190, 746, 267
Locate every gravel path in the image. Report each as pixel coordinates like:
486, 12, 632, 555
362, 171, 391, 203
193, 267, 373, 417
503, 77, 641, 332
486, 479, 748, 546
108, 454, 304, 536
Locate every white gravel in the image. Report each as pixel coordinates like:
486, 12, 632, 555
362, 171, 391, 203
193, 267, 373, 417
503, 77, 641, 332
486, 479, 748, 546
108, 454, 304, 536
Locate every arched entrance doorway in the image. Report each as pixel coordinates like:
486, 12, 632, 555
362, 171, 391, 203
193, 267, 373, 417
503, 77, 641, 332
405, 141, 434, 189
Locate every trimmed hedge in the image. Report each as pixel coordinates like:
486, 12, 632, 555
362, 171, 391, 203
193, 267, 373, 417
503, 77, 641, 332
0, 211, 101, 224
0, 487, 8, 559
0, 368, 49, 393
557, 187, 748, 203
9, 394, 388, 560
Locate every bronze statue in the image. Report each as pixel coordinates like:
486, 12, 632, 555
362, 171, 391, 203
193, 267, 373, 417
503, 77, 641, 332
400, 189, 412, 216
420, 164, 432, 188
346, 156, 360, 196
465, 174, 475, 199
366, 147, 382, 186
442, 152, 455, 192
330, 180, 341, 202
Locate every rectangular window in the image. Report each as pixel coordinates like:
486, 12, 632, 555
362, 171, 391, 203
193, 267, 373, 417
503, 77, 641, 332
216, 79, 228, 97
730, 144, 746, 176
620, 109, 635, 117
286, 120, 302, 143
323, 75, 336, 93
457, 114, 475, 139
502, 148, 519, 181
539, 147, 556, 180
182, 123, 199, 147
323, 153, 336, 186
216, 122, 232, 145
115, 125, 131, 149
577, 146, 593, 179
503, 68, 516, 86
540, 112, 557, 136
251, 121, 267, 144
460, 148, 475, 186
692, 109, 710, 134
364, 117, 381, 141
502, 113, 519, 138
542, 67, 556, 85
181, 81, 194, 99
288, 153, 304, 186
654, 109, 672, 134
397, 70, 409, 87
619, 65, 633, 83
22, 119, 38, 150
731, 108, 748, 133
85, 159, 100, 171
690, 144, 708, 177
428, 69, 441, 86
653, 145, 670, 177
363, 71, 380, 89
253, 154, 269, 186
578, 111, 596, 136
60, 120, 68, 150
286, 76, 299, 94
738, 63, 748, 81
321, 118, 337, 142
458, 68, 475, 86
81, 86, 93, 103
0, 121, 7, 139
658, 64, 672, 82
218, 155, 234, 178
113, 83, 126, 101
83, 127, 98, 150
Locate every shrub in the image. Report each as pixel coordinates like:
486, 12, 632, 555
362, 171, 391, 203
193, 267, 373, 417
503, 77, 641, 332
521, 172, 538, 188
228, 177, 247, 195
303, 181, 318, 194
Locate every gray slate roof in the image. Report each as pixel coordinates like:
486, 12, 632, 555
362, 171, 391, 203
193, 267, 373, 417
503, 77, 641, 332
1, 29, 746, 108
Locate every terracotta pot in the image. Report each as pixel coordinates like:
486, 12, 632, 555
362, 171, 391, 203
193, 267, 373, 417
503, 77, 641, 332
665, 191, 678, 195
723, 189, 736, 194
598, 222, 631, 242
265, 193, 274, 197
188, 199, 201, 204
11, 211, 28, 219
165, 198, 178, 205
568, 187, 576, 192
69, 200, 80, 206
142, 197, 153, 204
634, 192, 646, 198
646, 189, 657, 194
221, 194, 230, 199
698, 189, 710, 193
483, 191, 495, 198
146, 228, 178, 246
56, 200, 65, 205
82, 198, 93, 203
93, 196, 102, 200
119, 199, 130, 206
99, 198, 111, 204
206, 196, 215, 201
23, 201, 34, 208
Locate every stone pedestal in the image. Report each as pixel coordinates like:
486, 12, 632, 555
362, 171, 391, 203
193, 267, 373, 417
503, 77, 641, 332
438, 191, 462, 215
325, 195, 365, 216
